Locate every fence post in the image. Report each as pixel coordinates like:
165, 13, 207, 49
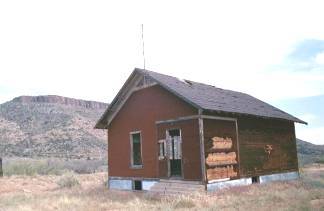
0, 157, 3, 177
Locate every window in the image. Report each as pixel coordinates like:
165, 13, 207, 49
130, 132, 142, 167
252, 176, 260, 184
158, 139, 166, 159
133, 180, 142, 190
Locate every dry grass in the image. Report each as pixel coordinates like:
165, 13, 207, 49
0, 167, 324, 211
2, 158, 107, 176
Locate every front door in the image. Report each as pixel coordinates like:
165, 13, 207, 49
167, 129, 182, 177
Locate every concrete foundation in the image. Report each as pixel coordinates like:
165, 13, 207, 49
108, 171, 299, 192
207, 178, 252, 191
142, 180, 158, 190
207, 171, 299, 192
259, 171, 299, 184
109, 179, 132, 190
108, 178, 158, 191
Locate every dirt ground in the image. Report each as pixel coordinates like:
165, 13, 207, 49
0, 168, 323, 211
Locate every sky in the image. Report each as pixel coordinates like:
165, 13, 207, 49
0, 0, 323, 144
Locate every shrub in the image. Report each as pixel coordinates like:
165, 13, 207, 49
2, 158, 107, 176
56, 174, 80, 188
62, 159, 106, 174
173, 197, 195, 209
315, 156, 324, 164
3, 159, 64, 176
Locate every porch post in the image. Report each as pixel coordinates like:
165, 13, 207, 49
198, 109, 207, 187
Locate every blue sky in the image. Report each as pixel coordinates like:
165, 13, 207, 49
271, 39, 324, 144
288, 39, 324, 63
273, 95, 324, 145
0, 0, 323, 144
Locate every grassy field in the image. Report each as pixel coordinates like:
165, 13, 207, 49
0, 166, 323, 211
2, 157, 107, 176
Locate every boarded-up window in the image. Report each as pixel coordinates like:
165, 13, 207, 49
131, 132, 142, 167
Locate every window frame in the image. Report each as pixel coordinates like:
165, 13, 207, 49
130, 131, 143, 168
158, 139, 166, 160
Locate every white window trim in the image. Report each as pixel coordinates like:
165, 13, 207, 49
158, 139, 166, 160
130, 131, 143, 168
166, 128, 182, 160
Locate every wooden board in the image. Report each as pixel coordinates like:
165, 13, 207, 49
203, 119, 239, 181
237, 117, 299, 177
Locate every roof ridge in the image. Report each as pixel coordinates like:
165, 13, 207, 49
134, 68, 306, 124
135, 68, 256, 97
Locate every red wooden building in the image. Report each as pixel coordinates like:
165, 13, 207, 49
95, 68, 306, 192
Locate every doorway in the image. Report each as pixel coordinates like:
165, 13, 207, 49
167, 129, 182, 177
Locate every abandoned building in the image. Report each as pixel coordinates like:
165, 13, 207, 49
95, 68, 306, 193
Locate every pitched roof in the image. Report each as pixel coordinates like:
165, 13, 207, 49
95, 68, 306, 128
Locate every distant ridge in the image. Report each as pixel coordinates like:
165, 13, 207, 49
0, 95, 109, 158
297, 139, 324, 165
12, 95, 108, 110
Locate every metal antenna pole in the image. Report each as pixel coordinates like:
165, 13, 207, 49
141, 24, 146, 69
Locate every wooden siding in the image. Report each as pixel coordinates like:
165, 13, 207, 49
237, 117, 299, 177
156, 119, 202, 181
107, 85, 197, 178
203, 119, 239, 182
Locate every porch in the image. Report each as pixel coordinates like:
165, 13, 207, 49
155, 114, 240, 184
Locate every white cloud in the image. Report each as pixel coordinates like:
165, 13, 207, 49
1, 0, 324, 104
296, 125, 324, 145
315, 52, 324, 64
299, 113, 318, 123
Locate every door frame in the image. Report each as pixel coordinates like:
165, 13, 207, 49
166, 128, 184, 178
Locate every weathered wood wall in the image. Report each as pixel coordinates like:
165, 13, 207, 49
156, 119, 201, 181
237, 117, 298, 177
108, 85, 197, 178
202, 112, 299, 181
107, 81, 298, 181
203, 119, 239, 181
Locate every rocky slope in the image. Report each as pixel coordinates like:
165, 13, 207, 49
0, 95, 108, 158
297, 139, 324, 165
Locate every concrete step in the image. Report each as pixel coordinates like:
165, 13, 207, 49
155, 183, 203, 187
151, 184, 205, 191
150, 190, 204, 195
149, 180, 205, 195
151, 187, 205, 192
159, 179, 202, 185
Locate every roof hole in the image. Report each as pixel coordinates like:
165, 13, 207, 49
178, 78, 192, 86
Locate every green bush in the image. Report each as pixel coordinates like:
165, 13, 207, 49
56, 174, 80, 188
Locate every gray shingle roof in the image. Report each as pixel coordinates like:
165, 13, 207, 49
136, 68, 306, 124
